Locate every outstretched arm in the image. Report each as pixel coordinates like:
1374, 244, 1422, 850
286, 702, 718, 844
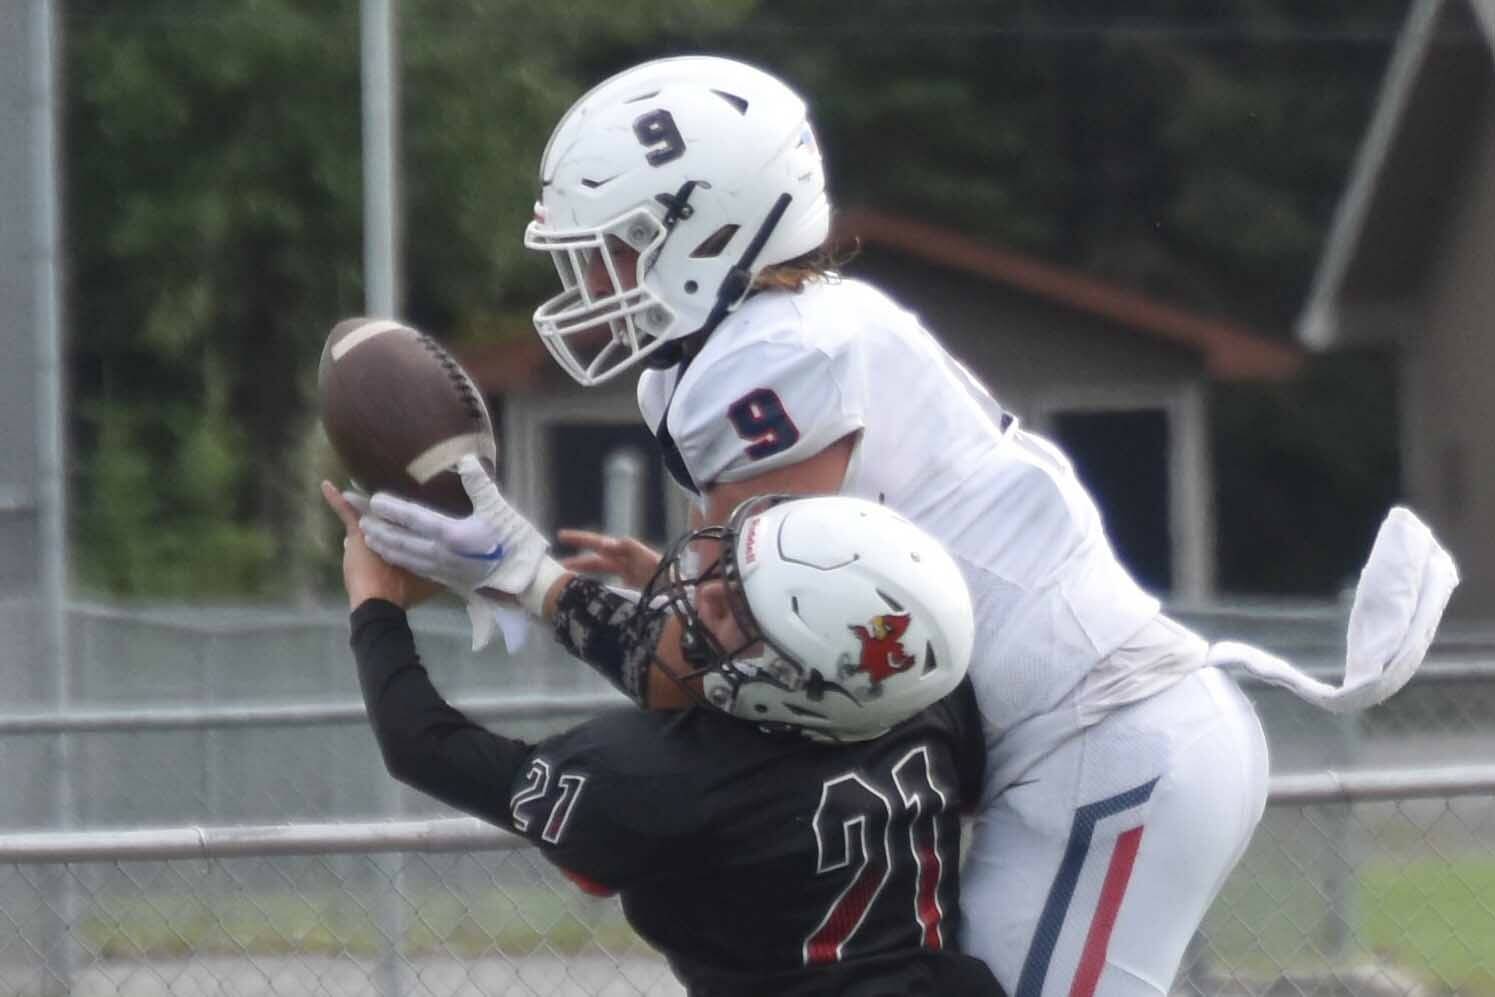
323, 482, 534, 825
346, 436, 853, 710
339, 461, 697, 707
556, 529, 663, 590
323, 484, 685, 891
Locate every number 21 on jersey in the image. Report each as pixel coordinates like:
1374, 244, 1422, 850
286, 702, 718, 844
510, 759, 587, 845
805, 746, 950, 964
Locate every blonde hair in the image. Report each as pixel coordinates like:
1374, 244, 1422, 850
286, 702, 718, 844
752, 238, 859, 293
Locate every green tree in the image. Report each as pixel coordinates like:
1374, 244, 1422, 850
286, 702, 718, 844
64, 0, 754, 598
67, 1, 366, 598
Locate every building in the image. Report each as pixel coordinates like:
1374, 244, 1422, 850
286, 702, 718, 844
463, 211, 1299, 602
1298, 0, 1495, 615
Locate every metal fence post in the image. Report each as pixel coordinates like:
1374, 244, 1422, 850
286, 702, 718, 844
377, 784, 409, 996
361, 0, 407, 985
29, 0, 75, 990
205, 633, 223, 821
1318, 596, 1363, 963
1320, 708, 1364, 962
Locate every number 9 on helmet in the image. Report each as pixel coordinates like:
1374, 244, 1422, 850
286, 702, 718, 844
651, 495, 975, 742
524, 56, 831, 386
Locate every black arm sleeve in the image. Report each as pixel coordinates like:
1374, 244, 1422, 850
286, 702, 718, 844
351, 599, 532, 828
351, 599, 683, 890
549, 576, 666, 706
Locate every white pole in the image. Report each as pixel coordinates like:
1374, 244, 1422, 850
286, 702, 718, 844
361, 3, 405, 992
603, 447, 647, 539
31, 0, 74, 991
362, 0, 400, 319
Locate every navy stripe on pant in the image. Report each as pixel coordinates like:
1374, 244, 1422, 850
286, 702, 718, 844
1014, 778, 1160, 997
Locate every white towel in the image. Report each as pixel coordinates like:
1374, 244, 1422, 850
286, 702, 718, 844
466, 597, 533, 653
1207, 507, 1459, 712
470, 583, 640, 654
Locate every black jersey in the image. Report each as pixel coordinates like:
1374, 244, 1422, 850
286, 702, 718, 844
352, 600, 997, 997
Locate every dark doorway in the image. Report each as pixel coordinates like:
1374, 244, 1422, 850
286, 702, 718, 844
1050, 409, 1171, 592
547, 422, 670, 545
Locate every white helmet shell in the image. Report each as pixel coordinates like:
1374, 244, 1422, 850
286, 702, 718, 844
525, 56, 831, 385
701, 496, 974, 742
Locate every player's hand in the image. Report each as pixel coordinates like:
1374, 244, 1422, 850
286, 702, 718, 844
321, 481, 441, 611
355, 455, 565, 616
557, 529, 662, 589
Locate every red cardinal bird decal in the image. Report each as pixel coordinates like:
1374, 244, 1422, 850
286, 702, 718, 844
848, 613, 917, 686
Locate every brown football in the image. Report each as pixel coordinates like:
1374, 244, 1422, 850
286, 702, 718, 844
317, 317, 497, 516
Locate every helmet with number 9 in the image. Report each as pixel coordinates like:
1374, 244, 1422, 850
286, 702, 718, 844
524, 56, 831, 386
651, 495, 975, 742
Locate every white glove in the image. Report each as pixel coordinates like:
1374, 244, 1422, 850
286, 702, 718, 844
343, 487, 509, 651
352, 455, 566, 643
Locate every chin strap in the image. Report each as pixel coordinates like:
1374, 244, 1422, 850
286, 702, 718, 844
642, 190, 795, 369
643, 338, 689, 370
700, 192, 794, 337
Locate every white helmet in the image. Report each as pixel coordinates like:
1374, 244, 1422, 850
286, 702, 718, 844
524, 56, 831, 385
650, 495, 974, 742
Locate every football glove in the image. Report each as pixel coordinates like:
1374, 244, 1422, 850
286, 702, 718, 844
343, 487, 511, 650
355, 455, 566, 628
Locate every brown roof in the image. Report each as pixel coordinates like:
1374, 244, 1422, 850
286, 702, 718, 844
462, 209, 1302, 392
836, 209, 1301, 381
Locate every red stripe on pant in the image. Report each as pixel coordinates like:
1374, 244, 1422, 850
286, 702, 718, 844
1068, 825, 1144, 997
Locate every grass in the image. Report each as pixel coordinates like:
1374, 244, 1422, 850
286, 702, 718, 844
76, 887, 647, 961
1359, 857, 1495, 992
1201, 853, 1495, 995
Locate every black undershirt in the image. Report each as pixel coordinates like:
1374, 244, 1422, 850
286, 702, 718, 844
351, 599, 532, 826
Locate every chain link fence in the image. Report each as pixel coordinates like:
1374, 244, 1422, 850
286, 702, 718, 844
0, 598, 1490, 996
0, 825, 682, 997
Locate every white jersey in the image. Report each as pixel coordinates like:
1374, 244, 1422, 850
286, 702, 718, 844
638, 277, 1166, 737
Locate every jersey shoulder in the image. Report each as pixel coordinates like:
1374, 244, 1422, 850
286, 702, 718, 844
511, 709, 740, 889
528, 710, 712, 834
679, 276, 926, 410
541, 707, 715, 779
637, 274, 927, 404
832, 678, 985, 813
654, 279, 914, 486
531, 707, 844, 840
710, 276, 906, 356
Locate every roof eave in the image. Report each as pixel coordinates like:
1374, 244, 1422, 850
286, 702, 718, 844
1296, 0, 1448, 351
838, 210, 1300, 382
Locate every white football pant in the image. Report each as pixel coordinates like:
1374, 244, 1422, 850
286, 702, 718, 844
961, 665, 1269, 996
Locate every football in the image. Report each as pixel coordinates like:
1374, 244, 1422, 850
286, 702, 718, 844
317, 317, 497, 517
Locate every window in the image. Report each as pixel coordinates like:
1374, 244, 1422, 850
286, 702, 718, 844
1051, 408, 1172, 592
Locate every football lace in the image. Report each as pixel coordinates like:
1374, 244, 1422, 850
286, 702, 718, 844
418, 335, 486, 424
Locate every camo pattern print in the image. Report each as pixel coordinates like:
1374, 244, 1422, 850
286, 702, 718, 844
550, 577, 664, 706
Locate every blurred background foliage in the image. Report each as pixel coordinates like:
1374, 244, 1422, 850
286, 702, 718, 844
63, 0, 1407, 599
